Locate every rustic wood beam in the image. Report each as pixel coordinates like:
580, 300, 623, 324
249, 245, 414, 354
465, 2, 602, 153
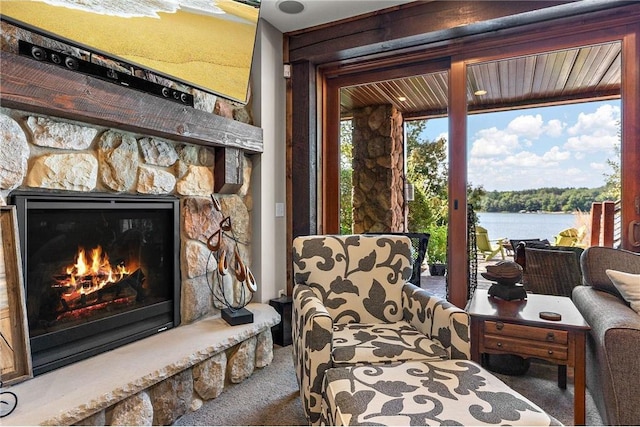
0, 51, 263, 153
287, 1, 574, 64
214, 147, 244, 194
291, 60, 317, 237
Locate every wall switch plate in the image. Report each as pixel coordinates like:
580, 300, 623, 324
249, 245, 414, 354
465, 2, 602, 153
275, 202, 285, 217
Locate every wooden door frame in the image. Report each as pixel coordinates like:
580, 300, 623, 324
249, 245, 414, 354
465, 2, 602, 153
286, 3, 640, 306
321, 59, 452, 234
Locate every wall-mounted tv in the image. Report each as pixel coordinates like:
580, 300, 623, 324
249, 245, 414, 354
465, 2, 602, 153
1, 0, 261, 104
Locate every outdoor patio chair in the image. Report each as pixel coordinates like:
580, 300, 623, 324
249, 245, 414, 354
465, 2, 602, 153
553, 227, 580, 247
522, 246, 583, 297
292, 234, 469, 424
475, 225, 506, 261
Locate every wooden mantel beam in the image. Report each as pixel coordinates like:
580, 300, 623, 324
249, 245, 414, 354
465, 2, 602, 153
0, 51, 263, 154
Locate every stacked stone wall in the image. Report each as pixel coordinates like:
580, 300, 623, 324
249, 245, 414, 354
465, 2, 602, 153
0, 109, 270, 425
351, 104, 405, 233
0, 109, 254, 324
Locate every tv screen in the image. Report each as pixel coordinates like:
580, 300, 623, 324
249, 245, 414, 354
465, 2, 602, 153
1, 0, 261, 104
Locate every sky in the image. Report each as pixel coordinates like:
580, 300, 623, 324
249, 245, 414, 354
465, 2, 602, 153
419, 100, 621, 192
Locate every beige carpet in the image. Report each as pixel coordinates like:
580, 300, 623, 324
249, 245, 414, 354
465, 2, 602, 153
175, 344, 603, 426
174, 344, 306, 426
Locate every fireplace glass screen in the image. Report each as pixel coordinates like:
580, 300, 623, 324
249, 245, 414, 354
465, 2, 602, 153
13, 193, 180, 375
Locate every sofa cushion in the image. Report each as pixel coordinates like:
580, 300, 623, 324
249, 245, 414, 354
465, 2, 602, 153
606, 269, 640, 314
332, 322, 448, 366
581, 246, 640, 297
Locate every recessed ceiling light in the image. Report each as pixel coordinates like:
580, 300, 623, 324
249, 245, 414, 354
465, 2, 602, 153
278, 0, 305, 14
474, 89, 487, 96
397, 96, 407, 102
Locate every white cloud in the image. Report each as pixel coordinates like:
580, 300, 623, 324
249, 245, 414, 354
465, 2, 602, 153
568, 104, 620, 136
564, 133, 619, 152
464, 101, 620, 190
507, 114, 544, 139
565, 167, 582, 176
542, 146, 571, 162
502, 151, 551, 168
544, 119, 565, 137
564, 104, 621, 152
470, 127, 519, 157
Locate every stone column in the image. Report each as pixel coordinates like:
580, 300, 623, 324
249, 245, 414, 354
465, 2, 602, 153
351, 104, 404, 233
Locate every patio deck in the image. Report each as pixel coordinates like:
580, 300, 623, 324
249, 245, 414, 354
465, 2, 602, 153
420, 257, 506, 301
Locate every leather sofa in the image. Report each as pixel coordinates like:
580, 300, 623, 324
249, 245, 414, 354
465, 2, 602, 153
572, 246, 640, 425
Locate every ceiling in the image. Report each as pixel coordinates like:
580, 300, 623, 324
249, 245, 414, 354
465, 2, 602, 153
340, 41, 621, 119
259, 0, 415, 33
258, 1, 621, 119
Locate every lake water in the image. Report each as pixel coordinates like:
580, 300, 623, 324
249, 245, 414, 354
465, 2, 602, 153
476, 212, 577, 244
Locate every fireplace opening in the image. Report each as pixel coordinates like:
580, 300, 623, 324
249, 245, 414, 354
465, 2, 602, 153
12, 192, 181, 376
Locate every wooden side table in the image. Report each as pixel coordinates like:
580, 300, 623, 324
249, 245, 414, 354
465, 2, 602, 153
467, 289, 590, 425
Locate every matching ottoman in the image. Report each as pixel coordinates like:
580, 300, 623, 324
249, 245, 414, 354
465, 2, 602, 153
320, 359, 560, 426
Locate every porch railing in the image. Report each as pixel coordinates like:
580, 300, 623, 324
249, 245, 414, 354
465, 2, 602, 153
590, 200, 621, 247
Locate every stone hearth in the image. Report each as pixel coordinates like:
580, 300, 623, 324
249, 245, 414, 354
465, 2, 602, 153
6, 304, 280, 425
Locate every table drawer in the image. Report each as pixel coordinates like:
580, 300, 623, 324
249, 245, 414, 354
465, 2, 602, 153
484, 335, 568, 361
485, 321, 568, 345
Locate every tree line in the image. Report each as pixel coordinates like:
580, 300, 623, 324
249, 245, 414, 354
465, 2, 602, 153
480, 186, 611, 213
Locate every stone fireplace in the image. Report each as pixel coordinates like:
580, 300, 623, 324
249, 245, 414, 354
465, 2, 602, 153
0, 22, 280, 426
0, 107, 281, 425
13, 192, 181, 376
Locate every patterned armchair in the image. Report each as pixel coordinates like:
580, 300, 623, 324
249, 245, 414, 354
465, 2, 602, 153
292, 234, 470, 424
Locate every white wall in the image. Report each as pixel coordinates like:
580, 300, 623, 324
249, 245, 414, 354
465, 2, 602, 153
249, 20, 287, 302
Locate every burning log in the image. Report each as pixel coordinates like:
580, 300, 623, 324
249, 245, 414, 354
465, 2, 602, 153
53, 268, 145, 313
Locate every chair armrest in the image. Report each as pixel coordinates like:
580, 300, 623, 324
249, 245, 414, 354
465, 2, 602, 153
292, 284, 333, 424
402, 283, 470, 359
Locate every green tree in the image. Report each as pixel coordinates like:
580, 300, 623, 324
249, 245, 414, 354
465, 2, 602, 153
467, 182, 486, 226
480, 186, 609, 212
405, 120, 449, 263
339, 120, 354, 234
603, 122, 621, 200
604, 145, 621, 200
406, 120, 448, 228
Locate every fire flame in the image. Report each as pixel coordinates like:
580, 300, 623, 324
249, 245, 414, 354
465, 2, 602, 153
57, 246, 130, 300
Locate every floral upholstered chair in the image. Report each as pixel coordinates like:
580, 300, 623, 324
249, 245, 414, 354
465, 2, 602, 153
291, 234, 470, 424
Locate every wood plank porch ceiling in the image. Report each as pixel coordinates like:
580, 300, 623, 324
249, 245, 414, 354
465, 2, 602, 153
340, 41, 621, 120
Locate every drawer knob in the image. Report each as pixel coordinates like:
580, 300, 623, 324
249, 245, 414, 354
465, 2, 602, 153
497, 342, 503, 348
496, 322, 504, 330
548, 350, 554, 355
546, 332, 555, 341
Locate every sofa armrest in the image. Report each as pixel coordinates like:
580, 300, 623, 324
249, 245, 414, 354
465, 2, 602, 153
402, 283, 470, 359
573, 285, 640, 425
292, 284, 333, 425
